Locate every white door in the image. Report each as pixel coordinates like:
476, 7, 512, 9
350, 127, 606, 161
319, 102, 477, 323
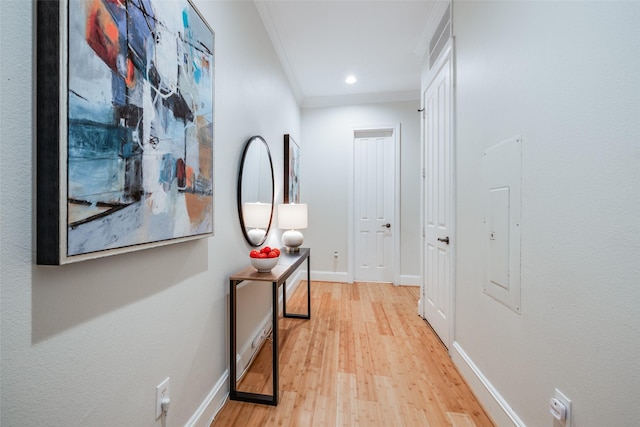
422, 54, 453, 347
354, 130, 395, 283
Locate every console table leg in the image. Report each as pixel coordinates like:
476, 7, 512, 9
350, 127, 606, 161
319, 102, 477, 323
272, 280, 279, 405
282, 279, 287, 315
307, 254, 311, 319
229, 279, 237, 399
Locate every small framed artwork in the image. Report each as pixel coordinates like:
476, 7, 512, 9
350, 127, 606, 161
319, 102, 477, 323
36, 0, 215, 265
283, 134, 300, 204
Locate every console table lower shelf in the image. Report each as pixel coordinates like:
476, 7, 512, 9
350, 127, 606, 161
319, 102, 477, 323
229, 248, 311, 405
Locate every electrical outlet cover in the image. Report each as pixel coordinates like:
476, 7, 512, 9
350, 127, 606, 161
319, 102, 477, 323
156, 377, 170, 418
554, 388, 571, 426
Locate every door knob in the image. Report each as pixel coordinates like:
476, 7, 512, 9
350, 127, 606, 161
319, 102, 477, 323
381, 223, 391, 228
437, 236, 450, 244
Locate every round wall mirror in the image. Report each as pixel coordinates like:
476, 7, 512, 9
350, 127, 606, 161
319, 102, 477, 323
237, 136, 274, 246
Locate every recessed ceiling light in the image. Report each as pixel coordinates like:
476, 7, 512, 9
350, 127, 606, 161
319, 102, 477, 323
345, 75, 357, 84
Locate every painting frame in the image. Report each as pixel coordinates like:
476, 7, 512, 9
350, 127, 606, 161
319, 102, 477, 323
37, 0, 215, 265
283, 134, 300, 204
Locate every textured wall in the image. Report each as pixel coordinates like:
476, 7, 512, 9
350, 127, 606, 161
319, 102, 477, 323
452, 1, 640, 426
301, 102, 421, 281
0, 1, 299, 425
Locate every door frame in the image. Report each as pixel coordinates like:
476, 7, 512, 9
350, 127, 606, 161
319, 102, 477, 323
419, 40, 456, 347
347, 123, 401, 285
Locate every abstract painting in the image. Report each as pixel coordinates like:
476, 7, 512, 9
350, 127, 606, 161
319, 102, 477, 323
283, 134, 300, 204
37, 0, 214, 264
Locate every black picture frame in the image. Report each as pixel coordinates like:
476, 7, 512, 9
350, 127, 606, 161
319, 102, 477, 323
283, 134, 300, 204
36, 0, 215, 264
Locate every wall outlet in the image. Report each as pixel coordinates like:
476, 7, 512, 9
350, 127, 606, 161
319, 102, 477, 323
156, 377, 170, 418
552, 388, 571, 426
252, 328, 265, 349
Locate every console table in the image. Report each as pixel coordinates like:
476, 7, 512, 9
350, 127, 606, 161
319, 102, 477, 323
229, 248, 311, 405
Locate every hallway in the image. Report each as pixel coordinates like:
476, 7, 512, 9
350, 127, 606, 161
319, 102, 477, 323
213, 281, 493, 426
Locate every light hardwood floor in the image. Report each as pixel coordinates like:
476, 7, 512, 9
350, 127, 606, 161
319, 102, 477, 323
212, 281, 494, 426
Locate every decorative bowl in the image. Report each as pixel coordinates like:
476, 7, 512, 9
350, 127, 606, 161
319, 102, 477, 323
250, 256, 279, 272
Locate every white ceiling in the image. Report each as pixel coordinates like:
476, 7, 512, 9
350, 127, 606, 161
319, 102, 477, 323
255, 1, 445, 107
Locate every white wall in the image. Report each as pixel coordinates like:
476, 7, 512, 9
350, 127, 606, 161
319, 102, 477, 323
451, 1, 640, 426
301, 102, 421, 283
0, 1, 299, 425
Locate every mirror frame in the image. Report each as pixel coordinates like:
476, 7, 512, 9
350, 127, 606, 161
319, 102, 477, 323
237, 135, 275, 247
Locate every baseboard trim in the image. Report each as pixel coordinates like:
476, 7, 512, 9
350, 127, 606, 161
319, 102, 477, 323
189, 271, 359, 426
287, 270, 306, 290
399, 274, 421, 286
451, 341, 525, 427
310, 270, 349, 283
236, 313, 272, 378
236, 270, 308, 376
310, 271, 419, 286
186, 273, 431, 426
185, 370, 229, 427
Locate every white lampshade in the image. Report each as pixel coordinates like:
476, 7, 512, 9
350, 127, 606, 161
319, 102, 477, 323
277, 203, 308, 230
278, 203, 308, 252
243, 202, 271, 228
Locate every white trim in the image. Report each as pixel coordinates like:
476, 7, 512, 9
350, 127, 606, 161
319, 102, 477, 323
285, 270, 305, 292
414, 1, 451, 58
451, 341, 525, 427
190, 272, 308, 426
302, 90, 419, 109
254, 0, 304, 104
347, 128, 355, 284
256, 0, 421, 110
419, 40, 456, 348
421, 40, 453, 94
392, 125, 402, 286
237, 272, 307, 381
185, 372, 229, 427
236, 313, 273, 379
308, 271, 421, 286
348, 123, 401, 286
399, 275, 421, 287
449, 39, 458, 347
419, 74, 426, 320
311, 270, 349, 283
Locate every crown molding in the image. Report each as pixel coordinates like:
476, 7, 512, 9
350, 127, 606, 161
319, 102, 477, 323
254, 0, 304, 104
256, 1, 432, 109
301, 90, 420, 109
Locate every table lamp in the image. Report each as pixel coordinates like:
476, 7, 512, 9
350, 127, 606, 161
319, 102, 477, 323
243, 202, 271, 245
277, 203, 308, 252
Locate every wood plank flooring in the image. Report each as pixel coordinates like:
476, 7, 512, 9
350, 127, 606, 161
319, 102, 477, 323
212, 281, 494, 426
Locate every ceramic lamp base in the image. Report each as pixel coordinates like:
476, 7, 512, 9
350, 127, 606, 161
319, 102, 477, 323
247, 228, 266, 246
282, 229, 303, 252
